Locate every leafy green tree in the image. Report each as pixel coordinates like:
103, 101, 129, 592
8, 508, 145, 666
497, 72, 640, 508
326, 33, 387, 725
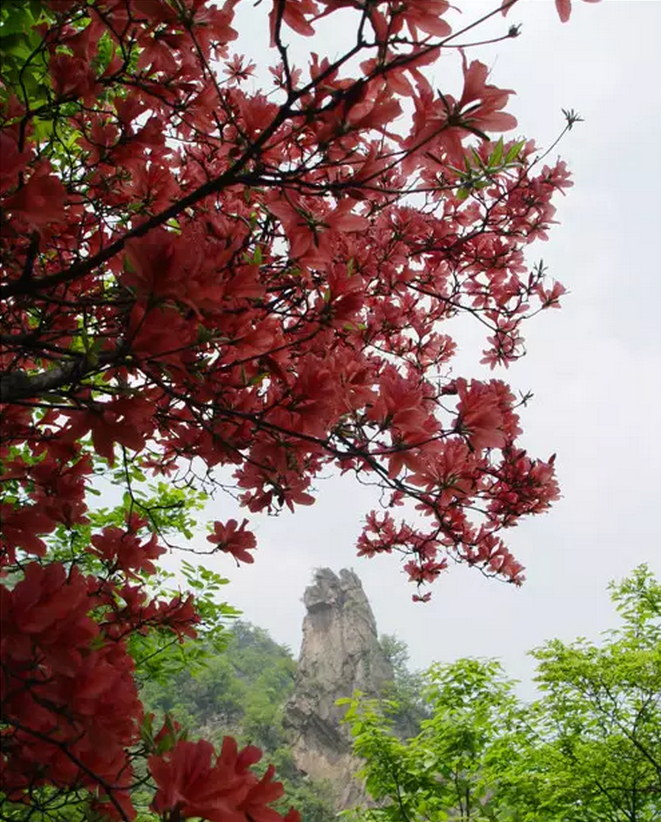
379, 634, 429, 738
343, 658, 520, 821
498, 565, 661, 821
346, 567, 661, 822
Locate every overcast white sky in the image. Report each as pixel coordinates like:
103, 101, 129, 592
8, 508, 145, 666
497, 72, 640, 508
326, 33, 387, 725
164, 0, 661, 697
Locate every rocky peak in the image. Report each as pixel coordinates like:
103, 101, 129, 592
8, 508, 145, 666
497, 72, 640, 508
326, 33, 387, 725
284, 568, 393, 808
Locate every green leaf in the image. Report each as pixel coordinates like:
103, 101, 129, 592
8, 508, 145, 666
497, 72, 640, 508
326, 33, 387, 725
489, 136, 504, 167
505, 139, 526, 164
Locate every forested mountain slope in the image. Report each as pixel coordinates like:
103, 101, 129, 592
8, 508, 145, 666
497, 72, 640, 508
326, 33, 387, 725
141, 622, 336, 822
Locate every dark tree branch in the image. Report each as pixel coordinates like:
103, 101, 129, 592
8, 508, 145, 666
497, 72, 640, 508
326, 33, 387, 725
0, 351, 120, 403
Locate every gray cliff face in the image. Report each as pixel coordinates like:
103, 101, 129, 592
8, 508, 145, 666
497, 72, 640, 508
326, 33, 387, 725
284, 568, 393, 808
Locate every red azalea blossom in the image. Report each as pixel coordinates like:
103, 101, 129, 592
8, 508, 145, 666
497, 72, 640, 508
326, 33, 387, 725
3, 161, 67, 230
90, 525, 166, 578
503, 0, 602, 23
149, 737, 288, 822
224, 54, 257, 84
0, 504, 57, 560
207, 519, 257, 564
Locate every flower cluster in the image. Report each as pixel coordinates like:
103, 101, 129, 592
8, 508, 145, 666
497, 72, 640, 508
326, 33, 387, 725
1, 0, 598, 816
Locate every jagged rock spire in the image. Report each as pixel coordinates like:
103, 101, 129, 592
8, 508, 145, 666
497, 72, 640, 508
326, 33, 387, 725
284, 568, 393, 808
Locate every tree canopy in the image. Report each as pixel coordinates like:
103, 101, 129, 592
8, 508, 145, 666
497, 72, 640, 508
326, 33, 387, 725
345, 566, 661, 822
1, 0, 604, 819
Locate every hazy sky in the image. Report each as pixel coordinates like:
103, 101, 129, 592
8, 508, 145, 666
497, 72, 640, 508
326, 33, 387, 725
163, 0, 661, 697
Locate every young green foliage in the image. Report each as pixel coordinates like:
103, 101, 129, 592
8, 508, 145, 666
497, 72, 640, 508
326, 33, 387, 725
346, 567, 661, 822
